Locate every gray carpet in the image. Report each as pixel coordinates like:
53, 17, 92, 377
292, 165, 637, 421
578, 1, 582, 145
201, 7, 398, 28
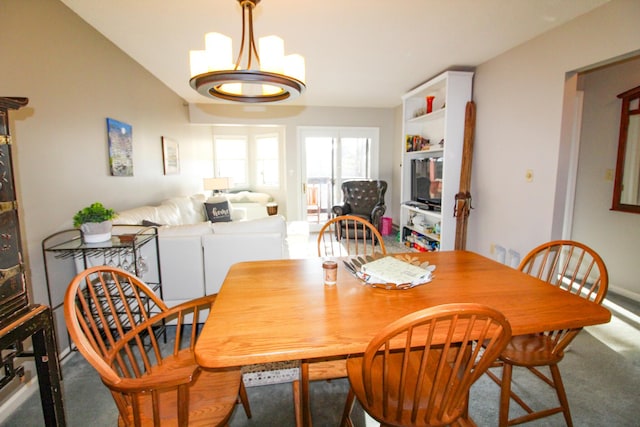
2, 327, 638, 427
3, 232, 639, 426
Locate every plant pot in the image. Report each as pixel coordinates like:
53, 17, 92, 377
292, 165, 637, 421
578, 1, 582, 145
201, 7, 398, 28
80, 220, 113, 243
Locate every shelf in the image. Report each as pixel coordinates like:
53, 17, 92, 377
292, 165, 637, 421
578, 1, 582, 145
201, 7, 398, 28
405, 146, 444, 156
402, 203, 442, 220
45, 227, 157, 260
404, 224, 440, 242
400, 70, 473, 251
407, 108, 445, 123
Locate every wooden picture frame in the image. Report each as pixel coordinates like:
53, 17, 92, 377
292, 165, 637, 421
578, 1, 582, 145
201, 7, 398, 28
162, 136, 180, 175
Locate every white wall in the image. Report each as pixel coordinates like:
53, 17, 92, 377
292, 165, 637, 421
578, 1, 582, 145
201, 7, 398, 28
572, 56, 640, 299
0, 0, 214, 306
0, 0, 213, 407
468, 0, 640, 283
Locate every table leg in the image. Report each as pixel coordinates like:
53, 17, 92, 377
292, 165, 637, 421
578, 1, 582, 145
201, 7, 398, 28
31, 308, 66, 426
300, 361, 312, 427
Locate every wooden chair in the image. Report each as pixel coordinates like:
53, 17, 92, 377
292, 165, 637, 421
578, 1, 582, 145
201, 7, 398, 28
291, 215, 387, 426
306, 184, 321, 223
340, 303, 512, 427
316, 214, 387, 258
64, 266, 251, 427
486, 240, 609, 427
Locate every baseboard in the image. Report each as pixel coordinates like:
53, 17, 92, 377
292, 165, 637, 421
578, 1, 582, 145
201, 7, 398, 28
0, 377, 39, 425
608, 285, 640, 303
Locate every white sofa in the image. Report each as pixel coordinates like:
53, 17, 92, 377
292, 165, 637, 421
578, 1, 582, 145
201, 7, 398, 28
113, 193, 287, 307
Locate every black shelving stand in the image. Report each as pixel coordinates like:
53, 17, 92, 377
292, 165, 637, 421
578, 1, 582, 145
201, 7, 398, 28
42, 225, 163, 356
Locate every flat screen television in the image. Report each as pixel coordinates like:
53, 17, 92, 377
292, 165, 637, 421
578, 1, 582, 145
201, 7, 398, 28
411, 157, 443, 210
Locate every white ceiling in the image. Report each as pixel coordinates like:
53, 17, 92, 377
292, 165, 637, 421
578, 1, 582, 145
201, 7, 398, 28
60, 0, 608, 108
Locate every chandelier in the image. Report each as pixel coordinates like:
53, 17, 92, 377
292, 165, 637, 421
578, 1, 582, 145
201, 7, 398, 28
189, 0, 306, 103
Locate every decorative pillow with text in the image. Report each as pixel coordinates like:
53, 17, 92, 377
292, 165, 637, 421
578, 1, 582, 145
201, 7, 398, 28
204, 202, 231, 223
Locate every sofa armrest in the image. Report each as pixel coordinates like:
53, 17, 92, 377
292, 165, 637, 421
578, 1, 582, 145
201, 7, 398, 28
332, 204, 351, 216
371, 205, 386, 229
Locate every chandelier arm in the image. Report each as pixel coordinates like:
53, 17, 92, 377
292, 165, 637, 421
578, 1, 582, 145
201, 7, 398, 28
247, 3, 260, 68
234, 2, 248, 70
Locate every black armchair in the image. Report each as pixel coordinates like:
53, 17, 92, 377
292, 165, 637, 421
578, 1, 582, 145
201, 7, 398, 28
332, 180, 387, 230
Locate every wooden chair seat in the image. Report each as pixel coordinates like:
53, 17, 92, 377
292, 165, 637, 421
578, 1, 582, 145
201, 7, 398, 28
347, 349, 460, 423
340, 303, 512, 427
499, 334, 564, 366
117, 367, 241, 427
65, 266, 251, 427
485, 240, 609, 427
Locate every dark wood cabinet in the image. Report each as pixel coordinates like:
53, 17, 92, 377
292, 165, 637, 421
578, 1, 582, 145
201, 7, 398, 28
0, 97, 66, 426
0, 97, 29, 322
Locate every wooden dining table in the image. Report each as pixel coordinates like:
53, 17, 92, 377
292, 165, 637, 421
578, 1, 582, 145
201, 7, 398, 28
195, 250, 611, 424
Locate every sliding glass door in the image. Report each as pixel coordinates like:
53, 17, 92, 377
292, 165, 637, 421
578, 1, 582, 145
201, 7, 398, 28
299, 127, 378, 230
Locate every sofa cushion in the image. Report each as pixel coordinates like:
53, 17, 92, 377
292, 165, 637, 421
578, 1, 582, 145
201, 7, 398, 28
225, 191, 272, 205
161, 194, 207, 224
204, 201, 232, 223
157, 222, 213, 237
153, 203, 183, 226
113, 206, 159, 225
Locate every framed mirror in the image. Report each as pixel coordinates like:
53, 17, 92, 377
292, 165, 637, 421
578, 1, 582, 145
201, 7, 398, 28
612, 85, 640, 213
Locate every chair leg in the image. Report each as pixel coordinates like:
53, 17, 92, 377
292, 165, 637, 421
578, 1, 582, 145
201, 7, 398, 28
498, 362, 513, 427
340, 387, 355, 427
292, 379, 303, 427
238, 381, 252, 418
549, 364, 573, 427
292, 362, 312, 427
301, 362, 312, 427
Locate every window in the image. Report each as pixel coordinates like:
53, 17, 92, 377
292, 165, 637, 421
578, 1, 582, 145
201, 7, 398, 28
214, 135, 248, 187
212, 126, 282, 189
255, 134, 279, 186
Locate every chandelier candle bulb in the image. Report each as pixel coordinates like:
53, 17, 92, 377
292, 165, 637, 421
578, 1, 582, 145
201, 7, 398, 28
322, 261, 338, 286
189, 0, 306, 103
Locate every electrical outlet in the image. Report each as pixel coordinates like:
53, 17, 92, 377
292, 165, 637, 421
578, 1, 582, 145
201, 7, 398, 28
525, 169, 534, 182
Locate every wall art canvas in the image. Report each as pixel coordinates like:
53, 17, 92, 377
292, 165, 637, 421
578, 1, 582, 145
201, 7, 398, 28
162, 136, 180, 175
106, 118, 133, 176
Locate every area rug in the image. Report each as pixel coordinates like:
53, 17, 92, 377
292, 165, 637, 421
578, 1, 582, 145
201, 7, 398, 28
242, 361, 300, 387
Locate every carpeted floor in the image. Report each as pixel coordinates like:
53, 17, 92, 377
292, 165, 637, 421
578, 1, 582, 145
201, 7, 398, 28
3, 326, 638, 427
3, 226, 639, 426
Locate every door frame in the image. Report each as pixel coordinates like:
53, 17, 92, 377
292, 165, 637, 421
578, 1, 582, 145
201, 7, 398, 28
298, 126, 380, 227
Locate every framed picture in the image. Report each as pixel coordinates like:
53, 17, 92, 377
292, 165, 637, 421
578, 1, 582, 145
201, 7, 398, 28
106, 118, 133, 176
162, 136, 180, 175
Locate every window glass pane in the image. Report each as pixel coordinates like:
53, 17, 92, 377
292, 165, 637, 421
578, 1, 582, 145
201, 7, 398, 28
305, 137, 333, 178
341, 137, 369, 179
256, 135, 279, 186
215, 136, 247, 187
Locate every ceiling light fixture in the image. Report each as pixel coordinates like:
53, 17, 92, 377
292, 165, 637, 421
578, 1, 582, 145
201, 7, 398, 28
189, 0, 305, 103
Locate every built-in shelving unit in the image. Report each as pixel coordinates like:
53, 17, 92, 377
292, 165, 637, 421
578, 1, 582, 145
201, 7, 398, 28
400, 70, 473, 251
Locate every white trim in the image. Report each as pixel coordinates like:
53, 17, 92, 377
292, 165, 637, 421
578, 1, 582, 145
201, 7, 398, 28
0, 377, 39, 424
562, 90, 584, 239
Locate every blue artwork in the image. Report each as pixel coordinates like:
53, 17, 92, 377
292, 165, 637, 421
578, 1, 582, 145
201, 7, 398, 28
106, 118, 133, 176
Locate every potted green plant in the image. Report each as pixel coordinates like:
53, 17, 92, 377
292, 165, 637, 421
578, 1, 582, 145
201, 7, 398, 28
73, 202, 117, 243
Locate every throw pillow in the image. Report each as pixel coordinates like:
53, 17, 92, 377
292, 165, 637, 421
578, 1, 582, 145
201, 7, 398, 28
204, 201, 231, 223
142, 219, 162, 227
